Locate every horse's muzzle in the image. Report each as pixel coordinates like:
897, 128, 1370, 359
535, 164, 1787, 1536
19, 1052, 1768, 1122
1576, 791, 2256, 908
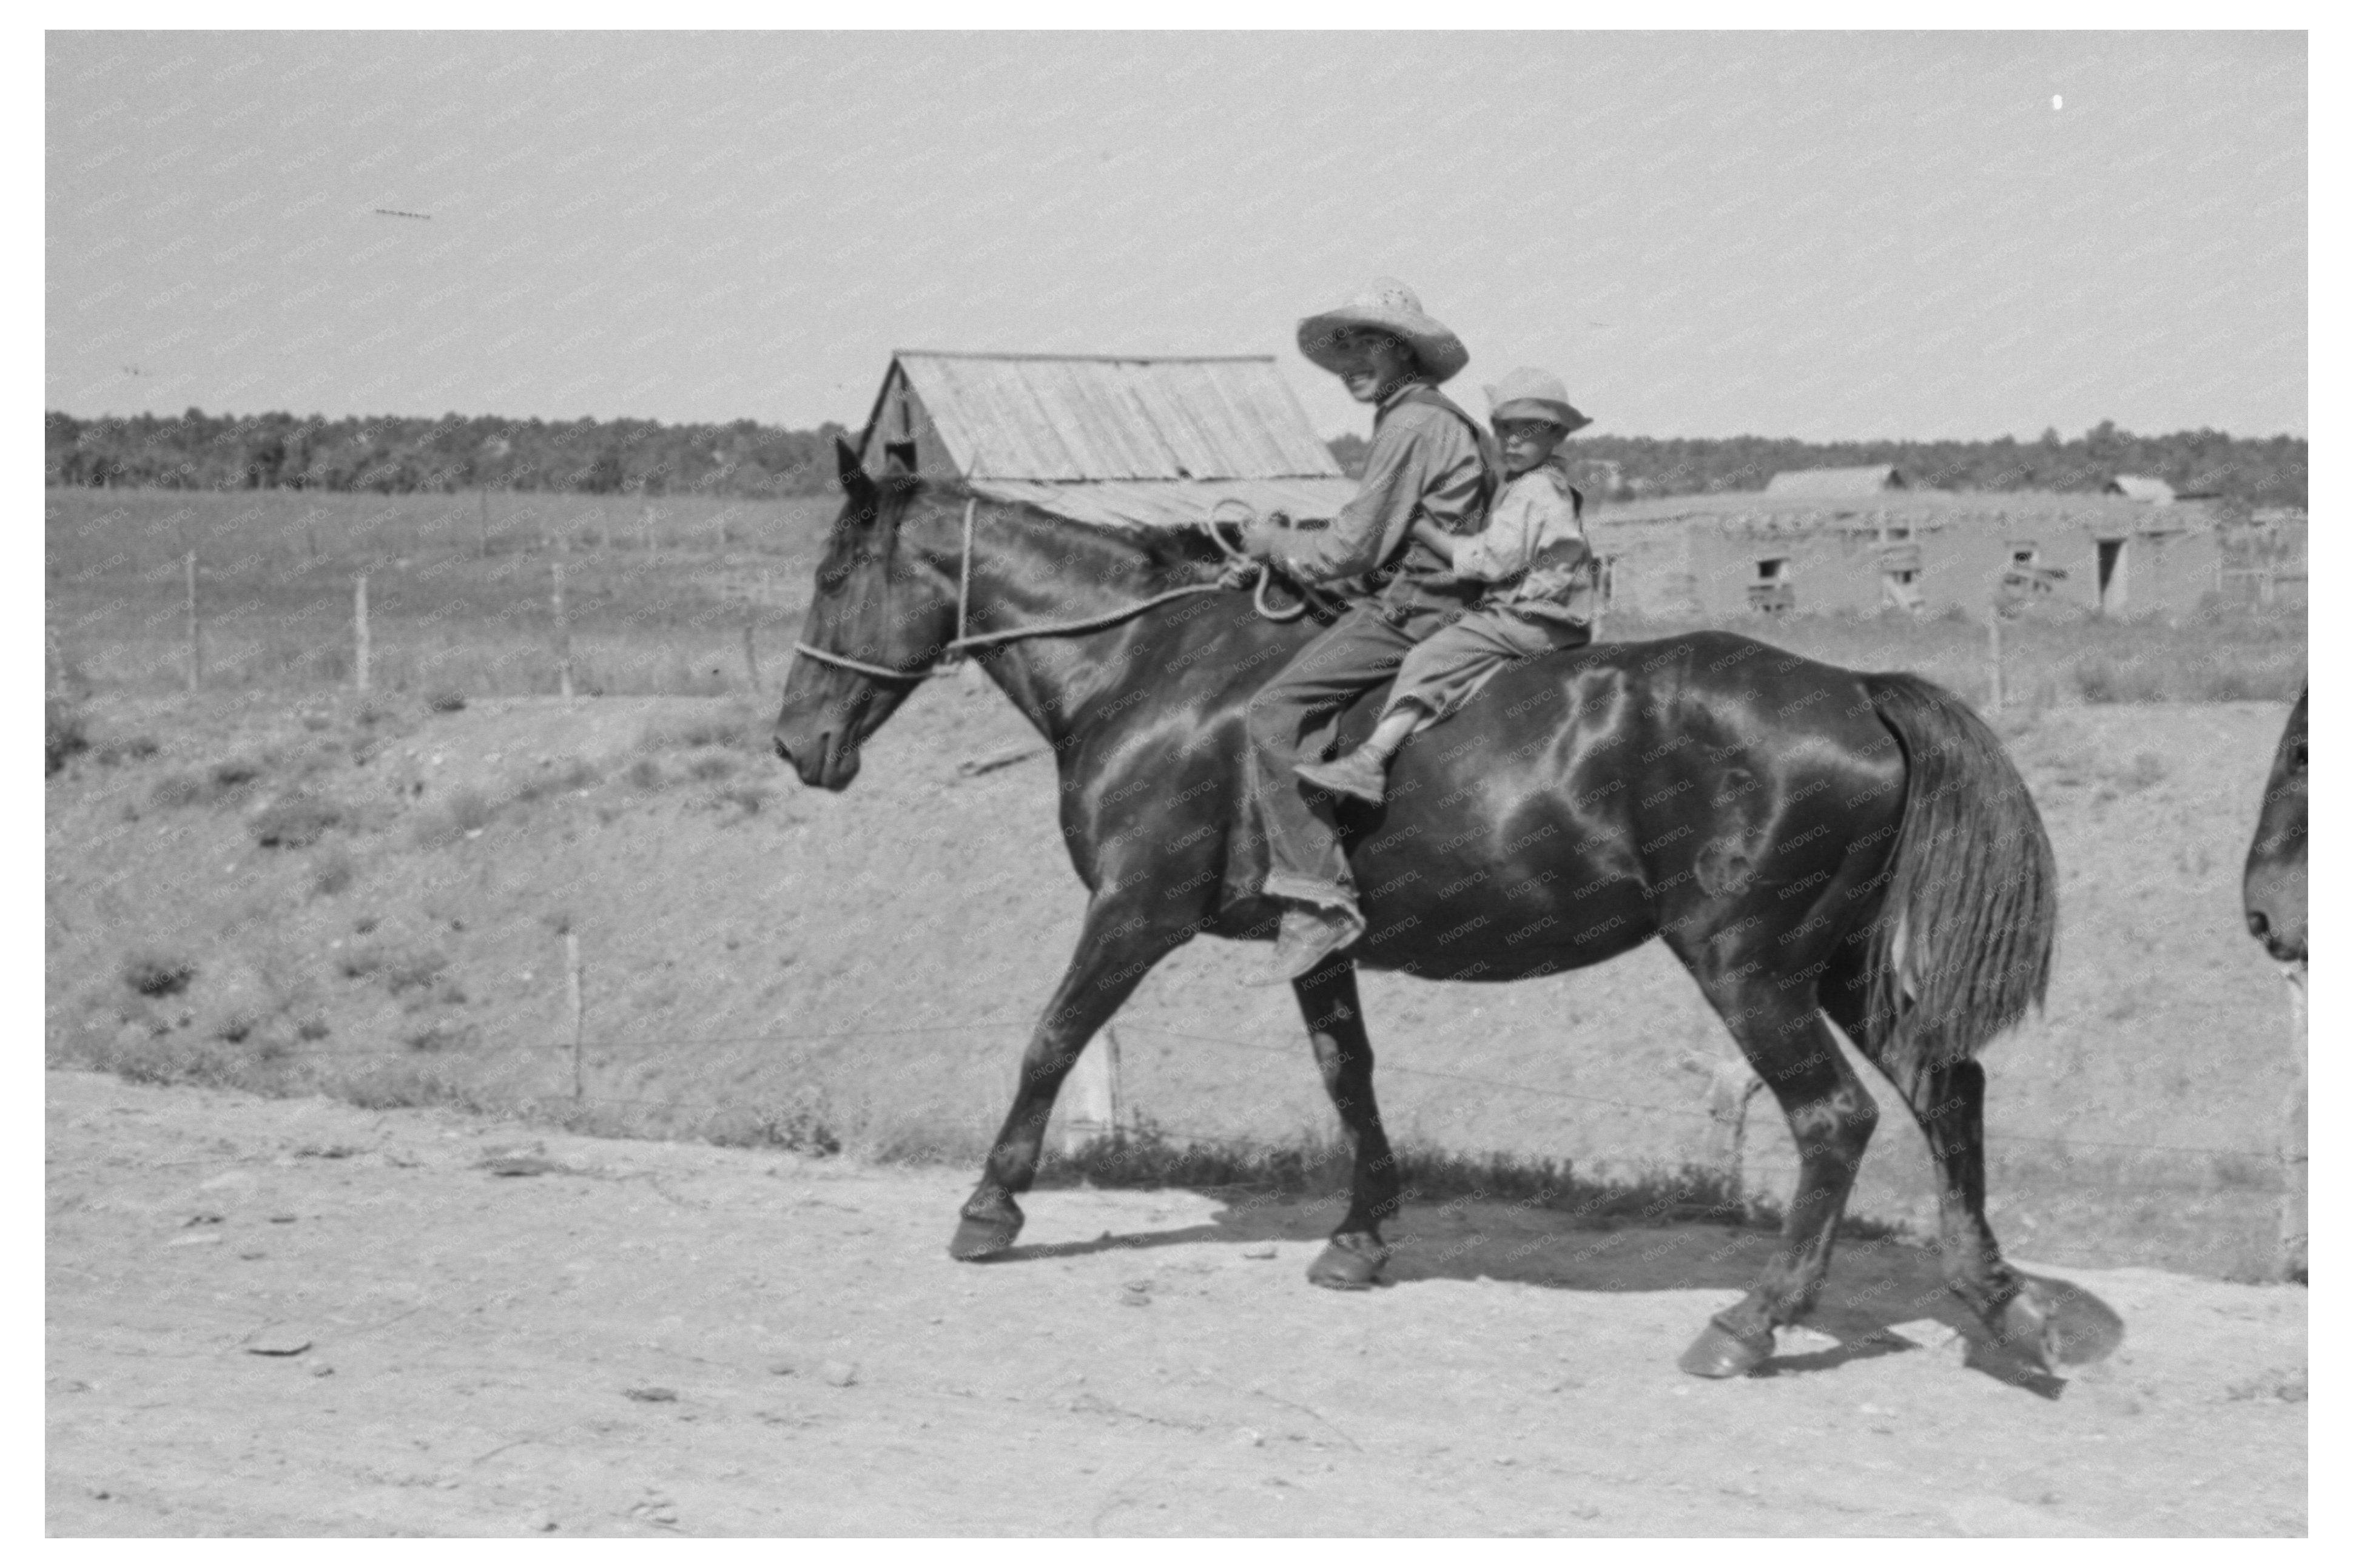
2246, 907, 2306, 965
775, 727, 858, 791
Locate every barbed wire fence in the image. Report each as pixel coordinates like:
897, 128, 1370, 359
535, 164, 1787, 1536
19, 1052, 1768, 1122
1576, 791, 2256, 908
203, 966, 2300, 1206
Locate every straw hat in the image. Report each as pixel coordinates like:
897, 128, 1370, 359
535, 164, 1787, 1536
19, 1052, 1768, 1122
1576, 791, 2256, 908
1296, 277, 1470, 384
1483, 367, 1592, 434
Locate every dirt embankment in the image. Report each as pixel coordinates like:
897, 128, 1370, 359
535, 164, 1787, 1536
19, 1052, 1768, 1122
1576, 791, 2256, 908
46, 686, 2304, 1277
47, 1071, 2305, 1537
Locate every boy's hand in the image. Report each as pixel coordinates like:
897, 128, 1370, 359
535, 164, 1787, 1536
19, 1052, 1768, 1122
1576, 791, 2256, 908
1237, 520, 1284, 562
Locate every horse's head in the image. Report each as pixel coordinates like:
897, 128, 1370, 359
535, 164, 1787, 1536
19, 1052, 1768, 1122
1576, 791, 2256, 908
772, 439, 960, 789
2243, 685, 2308, 964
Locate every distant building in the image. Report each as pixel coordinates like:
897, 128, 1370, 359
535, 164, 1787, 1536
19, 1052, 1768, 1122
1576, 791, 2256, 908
2105, 474, 2176, 504
1761, 464, 1907, 498
852, 350, 1358, 530
1587, 491, 2224, 622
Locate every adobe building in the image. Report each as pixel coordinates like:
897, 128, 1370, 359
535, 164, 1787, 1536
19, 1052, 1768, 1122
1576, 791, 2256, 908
1586, 489, 2226, 622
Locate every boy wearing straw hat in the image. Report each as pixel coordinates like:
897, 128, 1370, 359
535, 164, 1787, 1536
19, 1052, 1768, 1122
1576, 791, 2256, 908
1229, 278, 1502, 983
1294, 368, 1598, 806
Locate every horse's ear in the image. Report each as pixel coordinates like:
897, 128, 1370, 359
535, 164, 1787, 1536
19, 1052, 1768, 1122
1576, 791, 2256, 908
835, 437, 874, 502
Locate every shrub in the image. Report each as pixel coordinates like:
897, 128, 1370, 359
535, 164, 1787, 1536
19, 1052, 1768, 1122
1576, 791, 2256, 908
712, 784, 770, 816
93, 735, 161, 766
710, 1089, 841, 1156
625, 758, 664, 790
639, 707, 761, 753
512, 758, 602, 805
251, 792, 346, 849
150, 773, 207, 809
383, 951, 449, 995
2073, 653, 2164, 704
45, 699, 89, 775
210, 756, 266, 790
310, 844, 357, 898
402, 1020, 478, 1054
446, 786, 494, 832
336, 941, 391, 980
122, 950, 197, 998
687, 751, 740, 782
411, 786, 494, 848
424, 688, 469, 713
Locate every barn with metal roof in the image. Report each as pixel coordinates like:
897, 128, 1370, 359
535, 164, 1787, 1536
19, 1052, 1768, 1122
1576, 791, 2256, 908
1761, 464, 1907, 498
2105, 474, 2176, 503
853, 351, 1358, 530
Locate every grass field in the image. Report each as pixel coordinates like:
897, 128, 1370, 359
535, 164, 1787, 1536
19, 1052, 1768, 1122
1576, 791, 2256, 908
45, 488, 838, 698
47, 487, 2304, 706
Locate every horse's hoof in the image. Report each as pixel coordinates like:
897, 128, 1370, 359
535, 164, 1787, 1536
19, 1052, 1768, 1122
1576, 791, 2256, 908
1991, 1277, 2124, 1370
949, 1212, 1023, 1261
1678, 1318, 1774, 1379
1307, 1233, 1390, 1291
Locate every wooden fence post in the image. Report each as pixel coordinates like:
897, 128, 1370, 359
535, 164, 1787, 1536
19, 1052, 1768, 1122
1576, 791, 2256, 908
354, 573, 370, 694
183, 550, 201, 693
552, 560, 574, 699
2280, 966, 2308, 1281
478, 489, 491, 559
1703, 1058, 1763, 1214
567, 933, 585, 1102
742, 619, 761, 690
1061, 1023, 1126, 1154
1986, 608, 2004, 713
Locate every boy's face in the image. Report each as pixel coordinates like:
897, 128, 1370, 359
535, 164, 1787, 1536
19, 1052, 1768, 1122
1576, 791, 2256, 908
1495, 418, 1568, 476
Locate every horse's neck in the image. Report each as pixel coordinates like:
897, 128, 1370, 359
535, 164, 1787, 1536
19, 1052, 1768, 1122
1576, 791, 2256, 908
920, 500, 1196, 745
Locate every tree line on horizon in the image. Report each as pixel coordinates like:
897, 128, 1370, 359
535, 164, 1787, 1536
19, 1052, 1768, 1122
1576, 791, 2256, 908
47, 408, 2306, 509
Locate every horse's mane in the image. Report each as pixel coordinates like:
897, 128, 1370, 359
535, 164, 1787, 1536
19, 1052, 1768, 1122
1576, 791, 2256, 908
899, 478, 1232, 583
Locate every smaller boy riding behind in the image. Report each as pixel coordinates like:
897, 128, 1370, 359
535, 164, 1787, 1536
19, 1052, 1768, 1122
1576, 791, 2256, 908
1296, 368, 1597, 806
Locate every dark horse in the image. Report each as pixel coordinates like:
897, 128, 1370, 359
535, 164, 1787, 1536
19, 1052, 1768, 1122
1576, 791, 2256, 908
2243, 686, 2307, 1282
774, 443, 2074, 1377
2244, 686, 2308, 964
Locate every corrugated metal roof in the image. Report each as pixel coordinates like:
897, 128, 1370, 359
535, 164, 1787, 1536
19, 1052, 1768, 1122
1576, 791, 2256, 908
2106, 474, 2176, 503
892, 352, 1342, 483
970, 476, 1362, 533
1762, 465, 1907, 497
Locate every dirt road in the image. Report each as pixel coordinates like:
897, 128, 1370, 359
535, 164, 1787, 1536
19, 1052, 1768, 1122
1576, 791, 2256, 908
46, 1071, 2306, 1536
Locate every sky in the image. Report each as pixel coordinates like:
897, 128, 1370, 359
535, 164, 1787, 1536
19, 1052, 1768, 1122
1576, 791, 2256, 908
45, 30, 2308, 442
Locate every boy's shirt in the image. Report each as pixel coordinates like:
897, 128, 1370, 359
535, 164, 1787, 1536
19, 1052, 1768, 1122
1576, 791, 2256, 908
1449, 457, 1596, 627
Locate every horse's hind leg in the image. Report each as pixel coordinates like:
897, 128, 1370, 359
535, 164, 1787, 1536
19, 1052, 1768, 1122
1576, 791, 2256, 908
951, 899, 1187, 1261
1291, 956, 1401, 1289
1880, 1050, 2085, 1368
1674, 973, 1880, 1378
1819, 960, 2098, 1370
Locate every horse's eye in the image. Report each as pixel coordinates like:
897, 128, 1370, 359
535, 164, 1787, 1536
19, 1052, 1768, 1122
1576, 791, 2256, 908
2291, 740, 2308, 774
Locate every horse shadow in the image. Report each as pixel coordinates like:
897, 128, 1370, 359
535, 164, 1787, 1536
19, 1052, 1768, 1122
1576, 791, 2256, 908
990, 1190, 2122, 1397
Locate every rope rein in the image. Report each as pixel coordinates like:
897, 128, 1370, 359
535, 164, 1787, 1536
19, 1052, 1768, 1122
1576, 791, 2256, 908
791, 499, 1316, 683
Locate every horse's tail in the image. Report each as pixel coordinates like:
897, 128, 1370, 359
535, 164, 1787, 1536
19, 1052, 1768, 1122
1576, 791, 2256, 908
1857, 671, 2056, 1072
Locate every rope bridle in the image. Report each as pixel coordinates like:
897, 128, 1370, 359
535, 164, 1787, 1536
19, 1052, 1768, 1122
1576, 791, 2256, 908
790, 496, 1324, 684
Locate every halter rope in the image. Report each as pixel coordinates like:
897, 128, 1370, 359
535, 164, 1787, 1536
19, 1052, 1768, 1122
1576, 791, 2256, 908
790, 497, 1322, 683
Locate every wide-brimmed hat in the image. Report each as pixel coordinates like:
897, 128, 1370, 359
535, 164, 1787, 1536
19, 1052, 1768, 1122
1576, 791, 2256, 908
1297, 277, 1470, 384
1483, 367, 1592, 434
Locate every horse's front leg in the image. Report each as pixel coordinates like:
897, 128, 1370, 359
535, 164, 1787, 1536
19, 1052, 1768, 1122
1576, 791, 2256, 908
949, 898, 1187, 1260
1293, 956, 1402, 1289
